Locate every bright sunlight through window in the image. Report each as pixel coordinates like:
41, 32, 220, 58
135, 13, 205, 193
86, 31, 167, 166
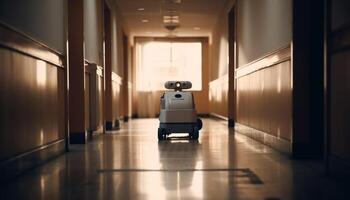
136, 41, 202, 91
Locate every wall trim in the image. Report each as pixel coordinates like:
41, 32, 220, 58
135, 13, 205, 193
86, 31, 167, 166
112, 72, 122, 85
235, 123, 292, 155
85, 59, 103, 77
209, 74, 228, 87
235, 45, 291, 78
198, 113, 210, 118
210, 113, 228, 121
85, 60, 104, 77
69, 132, 86, 144
0, 139, 65, 182
97, 66, 104, 77
0, 22, 63, 67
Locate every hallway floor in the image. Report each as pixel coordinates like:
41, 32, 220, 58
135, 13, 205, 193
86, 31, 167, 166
1, 118, 349, 200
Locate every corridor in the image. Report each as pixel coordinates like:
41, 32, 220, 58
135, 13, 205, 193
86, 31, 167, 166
1, 119, 349, 200
1, 0, 350, 199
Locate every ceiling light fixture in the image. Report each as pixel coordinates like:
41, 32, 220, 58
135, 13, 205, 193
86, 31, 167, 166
163, 15, 179, 24
141, 19, 149, 23
164, 0, 182, 4
194, 27, 201, 30
137, 8, 145, 11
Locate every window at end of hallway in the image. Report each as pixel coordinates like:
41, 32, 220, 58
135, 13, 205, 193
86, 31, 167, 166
136, 41, 202, 91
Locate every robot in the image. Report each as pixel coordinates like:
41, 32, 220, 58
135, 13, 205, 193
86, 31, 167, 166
158, 81, 203, 140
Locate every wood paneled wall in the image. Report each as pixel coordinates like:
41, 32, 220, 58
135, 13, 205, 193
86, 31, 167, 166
235, 46, 292, 152
112, 72, 122, 126
236, 60, 292, 141
85, 71, 91, 130
209, 74, 228, 119
0, 24, 65, 162
208, 1, 235, 124
85, 63, 104, 132
96, 69, 104, 129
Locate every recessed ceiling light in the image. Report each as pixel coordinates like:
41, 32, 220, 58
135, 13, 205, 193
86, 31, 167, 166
137, 8, 145, 11
165, 0, 182, 4
163, 15, 180, 24
141, 19, 149, 23
194, 27, 201, 30
146, 31, 152, 34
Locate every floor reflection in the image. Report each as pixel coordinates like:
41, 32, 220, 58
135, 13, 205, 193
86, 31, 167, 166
158, 139, 203, 199
1, 118, 350, 200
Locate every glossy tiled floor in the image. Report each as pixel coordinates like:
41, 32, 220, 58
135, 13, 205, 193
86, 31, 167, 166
1, 118, 349, 200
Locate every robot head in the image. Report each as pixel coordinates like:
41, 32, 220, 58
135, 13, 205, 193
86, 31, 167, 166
165, 81, 192, 91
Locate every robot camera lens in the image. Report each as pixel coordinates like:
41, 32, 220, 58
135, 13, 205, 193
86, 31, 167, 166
176, 82, 181, 87
175, 94, 182, 98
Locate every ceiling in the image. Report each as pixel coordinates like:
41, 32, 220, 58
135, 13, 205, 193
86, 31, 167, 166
114, 0, 228, 38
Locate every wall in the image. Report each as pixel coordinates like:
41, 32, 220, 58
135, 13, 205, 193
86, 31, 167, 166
0, 23, 66, 179
107, 1, 125, 75
233, 0, 293, 153
210, 11, 229, 81
83, 0, 105, 132
109, 1, 126, 124
84, 0, 103, 65
0, 45, 65, 161
327, 0, 350, 178
236, 50, 292, 142
84, 64, 104, 132
0, 0, 65, 53
209, 75, 228, 118
112, 73, 122, 124
208, 0, 232, 119
237, 0, 292, 66
209, 0, 292, 131
104, 0, 127, 128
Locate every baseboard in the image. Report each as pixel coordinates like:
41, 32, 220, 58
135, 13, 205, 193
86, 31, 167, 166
123, 116, 129, 122
0, 139, 65, 182
69, 131, 86, 144
328, 155, 350, 181
115, 119, 120, 128
198, 113, 210, 118
210, 113, 228, 120
235, 123, 292, 155
92, 125, 104, 135
105, 121, 113, 130
106, 120, 120, 131
131, 114, 139, 118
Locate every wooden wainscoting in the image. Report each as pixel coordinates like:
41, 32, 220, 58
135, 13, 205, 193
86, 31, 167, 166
85, 68, 91, 131
85, 62, 104, 133
0, 23, 66, 180
128, 81, 133, 118
209, 74, 229, 119
235, 46, 292, 154
112, 72, 122, 128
